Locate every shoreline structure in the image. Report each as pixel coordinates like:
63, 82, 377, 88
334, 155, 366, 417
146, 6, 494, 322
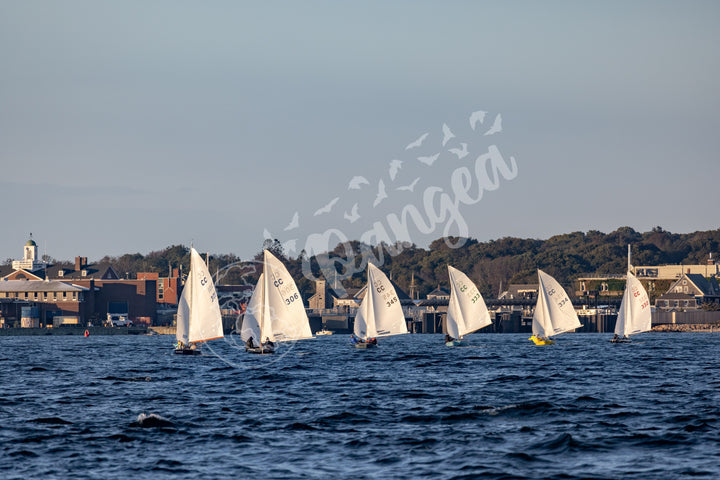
1, 323, 718, 336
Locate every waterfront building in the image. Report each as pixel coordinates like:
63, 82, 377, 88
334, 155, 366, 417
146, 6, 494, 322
576, 254, 719, 299
137, 268, 182, 306
634, 257, 719, 279
0, 236, 158, 326
11, 235, 48, 272
497, 284, 538, 301
425, 286, 450, 301
496, 284, 538, 317
655, 273, 720, 311
308, 279, 334, 310
0, 279, 90, 328
333, 288, 363, 308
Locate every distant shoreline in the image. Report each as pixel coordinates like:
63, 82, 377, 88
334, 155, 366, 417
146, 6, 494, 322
0, 326, 149, 336
0, 325, 718, 336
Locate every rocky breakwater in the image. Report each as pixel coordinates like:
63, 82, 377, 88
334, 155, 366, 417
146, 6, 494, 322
652, 323, 720, 333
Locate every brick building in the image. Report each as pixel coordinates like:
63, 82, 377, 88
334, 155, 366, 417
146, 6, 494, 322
0, 236, 158, 326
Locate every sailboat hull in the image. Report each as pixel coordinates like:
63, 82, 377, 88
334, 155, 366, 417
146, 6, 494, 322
445, 340, 468, 347
174, 348, 201, 355
354, 342, 377, 349
529, 335, 555, 345
245, 345, 276, 354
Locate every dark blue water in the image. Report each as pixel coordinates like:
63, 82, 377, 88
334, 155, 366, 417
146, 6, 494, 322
1, 333, 718, 479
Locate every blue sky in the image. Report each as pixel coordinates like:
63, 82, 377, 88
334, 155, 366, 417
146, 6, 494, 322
1, 1, 718, 262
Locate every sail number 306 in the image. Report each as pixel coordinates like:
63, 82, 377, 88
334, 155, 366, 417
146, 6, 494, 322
285, 292, 299, 305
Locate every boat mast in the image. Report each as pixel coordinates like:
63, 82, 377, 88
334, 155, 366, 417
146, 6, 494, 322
187, 246, 195, 345
261, 251, 269, 343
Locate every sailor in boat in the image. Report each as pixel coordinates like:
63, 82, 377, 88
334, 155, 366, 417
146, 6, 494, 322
244, 336, 259, 352
529, 335, 551, 344
175, 340, 197, 352
350, 334, 375, 347
263, 337, 275, 349
445, 334, 454, 344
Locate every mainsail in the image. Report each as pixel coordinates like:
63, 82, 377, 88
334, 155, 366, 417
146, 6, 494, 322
240, 250, 312, 345
532, 269, 581, 338
446, 265, 492, 339
354, 263, 409, 340
263, 250, 312, 341
240, 273, 265, 346
176, 247, 224, 345
615, 271, 651, 337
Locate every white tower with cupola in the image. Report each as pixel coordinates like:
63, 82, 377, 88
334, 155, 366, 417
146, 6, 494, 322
12, 234, 48, 271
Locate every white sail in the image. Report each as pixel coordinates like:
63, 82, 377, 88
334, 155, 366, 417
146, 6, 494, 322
354, 263, 408, 340
615, 271, 651, 337
263, 250, 312, 342
532, 269, 581, 338
240, 251, 312, 345
176, 248, 224, 344
240, 273, 265, 347
353, 278, 376, 340
176, 277, 190, 344
446, 265, 492, 338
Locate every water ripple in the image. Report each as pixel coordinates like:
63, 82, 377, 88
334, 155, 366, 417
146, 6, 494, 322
1, 333, 719, 479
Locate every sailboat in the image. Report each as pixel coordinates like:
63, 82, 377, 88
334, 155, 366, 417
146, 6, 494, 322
612, 271, 651, 343
175, 247, 224, 355
240, 250, 312, 354
445, 265, 492, 346
352, 263, 408, 348
529, 269, 581, 345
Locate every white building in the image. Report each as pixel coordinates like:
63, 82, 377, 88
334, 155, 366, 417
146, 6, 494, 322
11, 235, 48, 272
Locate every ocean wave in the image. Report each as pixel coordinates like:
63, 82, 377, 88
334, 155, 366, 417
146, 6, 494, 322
8, 449, 39, 457
285, 422, 318, 431
28, 417, 72, 425
131, 413, 175, 428
527, 432, 591, 454
98, 375, 153, 382
4, 334, 720, 479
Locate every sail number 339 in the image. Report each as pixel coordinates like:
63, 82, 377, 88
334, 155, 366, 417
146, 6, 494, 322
458, 283, 481, 303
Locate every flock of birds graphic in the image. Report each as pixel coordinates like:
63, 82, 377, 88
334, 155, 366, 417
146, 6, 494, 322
264, 111, 503, 253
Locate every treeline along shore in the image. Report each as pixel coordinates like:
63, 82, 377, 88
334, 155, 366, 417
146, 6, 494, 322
58, 226, 719, 301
